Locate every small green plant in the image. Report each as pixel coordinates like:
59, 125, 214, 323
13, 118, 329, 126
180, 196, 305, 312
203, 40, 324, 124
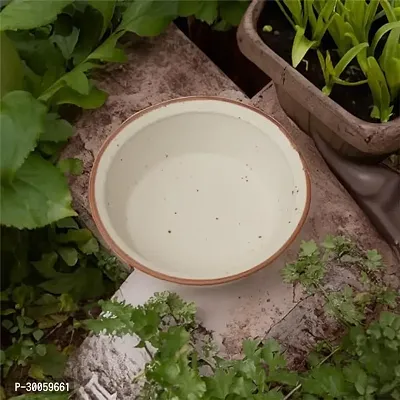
0, 219, 127, 385
273, 0, 400, 122
282, 235, 398, 326
83, 287, 400, 399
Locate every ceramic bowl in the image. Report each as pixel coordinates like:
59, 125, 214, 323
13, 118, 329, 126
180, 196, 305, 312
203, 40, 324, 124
90, 97, 311, 285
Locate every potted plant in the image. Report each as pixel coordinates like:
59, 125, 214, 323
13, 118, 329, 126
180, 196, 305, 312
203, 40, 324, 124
237, 0, 400, 160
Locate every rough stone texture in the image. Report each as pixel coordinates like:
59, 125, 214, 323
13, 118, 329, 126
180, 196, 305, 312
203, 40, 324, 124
64, 27, 399, 399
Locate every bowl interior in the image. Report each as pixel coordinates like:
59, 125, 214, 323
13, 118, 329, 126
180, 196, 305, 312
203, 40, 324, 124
92, 98, 309, 283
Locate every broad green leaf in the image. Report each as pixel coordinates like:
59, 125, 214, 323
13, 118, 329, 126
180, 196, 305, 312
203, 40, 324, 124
79, 237, 99, 254
32, 344, 67, 378
219, 0, 249, 26
88, 0, 116, 37
121, 0, 178, 36
32, 252, 60, 279
52, 26, 80, 60
0, 91, 47, 183
178, 0, 202, 17
0, 153, 77, 229
57, 246, 78, 266
36, 344, 47, 357
53, 84, 108, 109
37, 314, 68, 329
0, 32, 24, 97
12, 284, 35, 307
56, 217, 79, 230
87, 31, 127, 62
40, 266, 105, 300
62, 70, 89, 95
205, 369, 235, 398
0, 0, 74, 31
57, 158, 84, 176
2, 320, 13, 330
292, 26, 317, 68
28, 364, 45, 381
59, 293, 77, 312
56, 228, 92, 244
33, 329, 44, 341
72, 4, 104, 64
7, 31, 65, 77
195, 0, 218, 24
262, 390, 285, 400
40, 114, 74, 143
300, 240, 318, 256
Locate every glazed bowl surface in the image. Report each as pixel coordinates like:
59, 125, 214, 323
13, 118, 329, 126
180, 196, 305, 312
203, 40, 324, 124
90, 97, 310, 285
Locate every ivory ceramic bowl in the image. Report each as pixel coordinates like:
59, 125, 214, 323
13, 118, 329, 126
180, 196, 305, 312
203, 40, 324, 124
90, 97, 311, 285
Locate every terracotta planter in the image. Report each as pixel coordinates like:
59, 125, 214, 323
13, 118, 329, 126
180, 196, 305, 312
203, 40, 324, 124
237, 0, 400, 160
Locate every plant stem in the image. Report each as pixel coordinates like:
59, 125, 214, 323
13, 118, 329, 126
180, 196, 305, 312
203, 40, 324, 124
283, 383, 302, 399
283, 346, 342, 399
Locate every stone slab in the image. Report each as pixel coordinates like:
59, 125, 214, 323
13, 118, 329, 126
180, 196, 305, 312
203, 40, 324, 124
64, 27, 399, 399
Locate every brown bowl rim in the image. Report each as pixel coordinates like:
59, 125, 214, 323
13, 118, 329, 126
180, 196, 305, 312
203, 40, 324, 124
89, 96, 312, 286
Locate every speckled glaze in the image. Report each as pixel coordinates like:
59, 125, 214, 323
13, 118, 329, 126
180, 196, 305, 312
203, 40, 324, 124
89, 97, 311, 285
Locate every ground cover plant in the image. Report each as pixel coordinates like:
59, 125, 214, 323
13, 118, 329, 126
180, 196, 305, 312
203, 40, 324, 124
10, 235, 397, 400
261, 0, 400, 122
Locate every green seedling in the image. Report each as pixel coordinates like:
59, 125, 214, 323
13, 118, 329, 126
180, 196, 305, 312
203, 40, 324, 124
317, 42, 369, 96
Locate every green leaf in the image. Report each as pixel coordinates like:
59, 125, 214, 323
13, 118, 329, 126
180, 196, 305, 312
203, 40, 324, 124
53, 84, 108, 109
37, 314, 68, 329
35, 344, 47, 357
206, 369, 235, 398
33, 329, 44, 341
56, 228, 92, 244
32, 344, 67, 378
57, 246, 78, 266
12, 284, 35, 307
88, 0, 116, 37
333, 42, 369, 78
0, 153, 77, 229
0, 32, 24, 97
0, 350, 5, 365
0, 91, 47, 183
32, 252, 60, 279
57, 158, 83, 176
292, 26, 317, 68
40, 266, 105, 300
62, 70, 90, 95
195, 0, 219, 24
178, 0, 202, 17
56, 217, 79, 230
300, 240, 318, 256
120, 0, 178, 36
87, 31, 127, 63
2, 319, 13, 330
366, 56, 392, 122
0, 0, 73, 31
219, 0, 249, 26
28, 364, 45, 381
40, 113, 74, 143
78, 237, 99, 254
52, 26, 80, 60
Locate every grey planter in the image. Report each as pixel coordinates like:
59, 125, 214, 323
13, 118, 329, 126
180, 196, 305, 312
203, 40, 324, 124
237, 0, 400, 160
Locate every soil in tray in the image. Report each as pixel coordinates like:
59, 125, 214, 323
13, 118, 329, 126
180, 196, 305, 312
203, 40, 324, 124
257, 1, 399, 123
